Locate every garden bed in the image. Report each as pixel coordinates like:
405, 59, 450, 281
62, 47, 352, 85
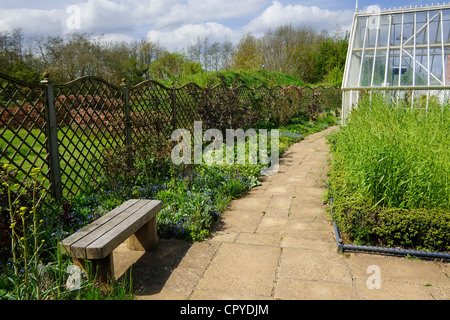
59, 114, 337, 243
327, 94, 450, 253
1, 113, 338, 300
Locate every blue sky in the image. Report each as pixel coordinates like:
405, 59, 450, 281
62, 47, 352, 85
0, 0, 445, 50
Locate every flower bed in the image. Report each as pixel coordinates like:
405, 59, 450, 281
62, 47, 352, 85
0, 114, 336, 299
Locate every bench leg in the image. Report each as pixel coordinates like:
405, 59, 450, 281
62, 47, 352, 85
127, 216, 158, 251
74, 253, 115, 282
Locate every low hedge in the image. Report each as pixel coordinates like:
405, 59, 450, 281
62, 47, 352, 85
331, 202, 450, 252
329, 163, 450, 253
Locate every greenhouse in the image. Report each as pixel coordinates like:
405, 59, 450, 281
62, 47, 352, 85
342, 3, 450, 122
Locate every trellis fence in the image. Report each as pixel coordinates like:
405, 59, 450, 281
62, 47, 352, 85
0, 72, 341, 201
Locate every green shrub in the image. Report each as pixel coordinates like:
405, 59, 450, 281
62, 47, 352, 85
375, 207, 450, 251
164, 69, 307, 88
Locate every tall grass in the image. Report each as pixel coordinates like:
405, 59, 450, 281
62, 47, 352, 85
331, 94, 450, 209
328, 94, 450, 250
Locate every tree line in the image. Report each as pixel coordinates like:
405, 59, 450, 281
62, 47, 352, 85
0, 25, 348, 87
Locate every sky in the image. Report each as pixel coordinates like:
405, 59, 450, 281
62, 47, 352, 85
0, 0, 445, 50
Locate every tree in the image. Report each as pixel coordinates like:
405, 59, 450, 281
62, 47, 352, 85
9, 59, 40, 84
241, 24, 348, 85
101, 40, 133, 83
231, 33, 262, 70
33, 33, 106, 83
220, 40, 234, 71
313, 30, 349, 86
148, 51, 202, 83
128, 39, 163, 80
31, 33, 165, 84
260, 25, 311, 77
0, 28, 26, 75
187, 37, 233, 72
0, 25, 347, 86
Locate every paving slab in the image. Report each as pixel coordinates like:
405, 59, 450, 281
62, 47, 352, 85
274, 277, 357, 300
194, 243, 281, 298
112, 127, 450, 300
278, 247, 354, 286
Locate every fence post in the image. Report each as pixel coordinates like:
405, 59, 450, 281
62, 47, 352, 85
228, 84, 234, 129
171, 85, 177, 132
41, 72, 62, 201
121, 78, 132, 147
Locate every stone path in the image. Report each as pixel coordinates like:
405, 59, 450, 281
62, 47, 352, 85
114, 127, 450, 300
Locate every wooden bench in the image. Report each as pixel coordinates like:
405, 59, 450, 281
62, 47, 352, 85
61, 199, 162, 281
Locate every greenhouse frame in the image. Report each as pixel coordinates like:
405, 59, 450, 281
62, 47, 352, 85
341, 3, 450, 122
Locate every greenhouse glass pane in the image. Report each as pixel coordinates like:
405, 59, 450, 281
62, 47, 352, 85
444, 9, 450, 42
353, 17, 368, 49
446, 55, 450, 85
346, 53, 361, 87
366, 26, 378, 48
378, 15, 391, 47
390, 14, 403, 46
430, 47, 444, 85
360, 51, 374, 86
373, 49, 387, 86
402, 13, 415, 44
400, 54, 414, 86
415, 12, 428, 46
415, 48, 429, 85
388, 49, 401, 86
429, 12, 441, 45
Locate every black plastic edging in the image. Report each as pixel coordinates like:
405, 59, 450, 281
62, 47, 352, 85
330, 198, 450, 262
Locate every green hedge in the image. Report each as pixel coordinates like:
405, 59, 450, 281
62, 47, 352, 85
330, 176, 450, 252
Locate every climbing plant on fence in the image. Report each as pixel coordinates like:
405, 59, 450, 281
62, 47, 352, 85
0, 72, 341, 203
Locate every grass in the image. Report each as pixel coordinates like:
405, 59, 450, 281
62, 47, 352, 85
1, 129, 48, 179
1, 127, 122, 197
328, 94, 450, 251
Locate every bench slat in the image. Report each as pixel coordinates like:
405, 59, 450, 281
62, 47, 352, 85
67, 199, 161, 259
62, 199, 150, 258
70, 199, 154, 259
61, 199, 141, 255
85, 200, 162, 259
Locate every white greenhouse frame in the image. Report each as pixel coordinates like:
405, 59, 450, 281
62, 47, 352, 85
341, 3, 450, 123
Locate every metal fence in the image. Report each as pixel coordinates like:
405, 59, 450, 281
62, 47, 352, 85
0, 72, 341, 202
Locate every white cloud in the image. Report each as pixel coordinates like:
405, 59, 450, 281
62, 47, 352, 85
132, 0, 179, 20
147, 22, 237, 50
73, 0, 134, 34
141, 0, 268, 29
0, 1, 135, 36
0, 8, 64, 35
0, 0, 354, 51
244, 1, 354, 36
